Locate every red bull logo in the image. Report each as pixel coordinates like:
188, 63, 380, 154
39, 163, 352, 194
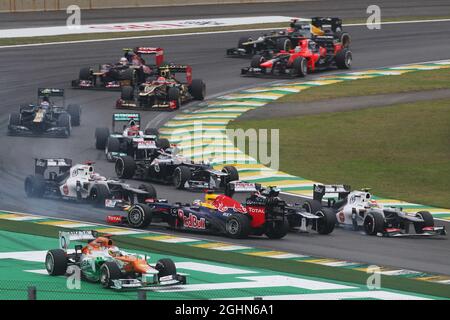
213, 195, 247, 214
183, 213, 206, 230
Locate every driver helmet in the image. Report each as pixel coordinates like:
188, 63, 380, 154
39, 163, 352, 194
127, 125, 140, 136
156, 76, 166, 84
119, 57, 128, 65
40, 100, 50, 109
192, 199, 202, 207
108, 248, 122, 257
294, 46, 301, 53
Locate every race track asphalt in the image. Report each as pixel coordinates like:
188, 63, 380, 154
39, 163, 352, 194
0, 18, 449, 275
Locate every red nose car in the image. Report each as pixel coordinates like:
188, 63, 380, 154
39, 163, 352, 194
241, 36, 352, 77
107, 182, 335, 239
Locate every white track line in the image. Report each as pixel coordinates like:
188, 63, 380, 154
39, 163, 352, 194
1, 18, 450, 49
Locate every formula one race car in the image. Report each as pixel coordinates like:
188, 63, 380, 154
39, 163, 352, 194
115, 146, 239, 191
71, 47, 164, 90
95, 113, 162, 162
116, 64, 205, 110
24, 158, 157, 209
45, 230, 186, 289
8, 88, 81, 138
303, 184, 447, 237
107, 182, 336, 238
241, 35, 352, 77
227, 17, 350, 58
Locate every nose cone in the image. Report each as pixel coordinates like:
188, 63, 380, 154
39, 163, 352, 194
260, 60, 273, 68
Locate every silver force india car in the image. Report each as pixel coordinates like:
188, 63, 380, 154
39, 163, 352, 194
303, 184, 446, 237
24, 158, 156, 209
45, 230, 186, 289
8, 88, 81, 138
94, 113, 163, 162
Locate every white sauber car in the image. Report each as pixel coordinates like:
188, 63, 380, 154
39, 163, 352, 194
303, 184, 446, 237
24, 158, 156, 211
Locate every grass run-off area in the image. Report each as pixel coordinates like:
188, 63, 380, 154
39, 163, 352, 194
278, 68, 450, 103
228, 99, 450, 209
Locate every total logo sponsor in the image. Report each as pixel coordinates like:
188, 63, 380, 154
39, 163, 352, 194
247, 206, 265, 215
183, 213, 206, 230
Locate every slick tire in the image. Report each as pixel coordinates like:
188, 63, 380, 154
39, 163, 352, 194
363, 211, 385, 235
127, 204, 153, 229
238, 36, 252, 54
9, 113, 21, 126
24, 175, 46, 198
95, 127, 110, 150
335, 31, 351, 48
137, 184, 157, 202
121, 86, 134, 100
89, 184, 111, 207
276, 38, 292, 51
302, 200, 323, 214
173, 166, 191, 189
79, 67, 91, 81
414, 211, 434, 234
156, 138, 170, 150
67, 104, 81, 126
336, 48, 352, 69
225, 214, 251, 239
155, 258, 177, 278
100, 262, 122, 289
189, 79, 206, 100
168, 87, 181, 110
315, 207, 336, 235
144, 128, 159, 137
57, 113, 71, 137
265, 220, 289, 239
251, 54, 264, 68
293, 57, 308, 77
105, 137, 121, 162
221, 165, 239, 186
115, 156, 136, 179
45, 249, 68, 276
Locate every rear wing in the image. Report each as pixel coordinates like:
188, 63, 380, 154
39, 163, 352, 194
124, 47, 164, 67
38, 88, 65, 98
158, 64, 193, 84
313, 184, 351, 202
112, 113, 141, 130
311, 17, 343, 32
225, 181, 261, 197
35, 158, 72, 175
59, 230, 97, 251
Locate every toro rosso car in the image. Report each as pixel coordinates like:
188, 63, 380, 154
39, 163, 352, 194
227, 17, 350, 58
71, 47, 164, 90
303, 184, 446, 237
8, 88, 81, 138
115, 146, 239, 191
45, 230, 186, 289
242, 34, 352, 77
116, 64, 205, 110
24, 158, 157, 210
107, 182, 336, 239
95, 113, 161, 162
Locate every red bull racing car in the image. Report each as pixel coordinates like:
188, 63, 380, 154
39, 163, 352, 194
71, 47, 164, 90
107, 182, 336, 239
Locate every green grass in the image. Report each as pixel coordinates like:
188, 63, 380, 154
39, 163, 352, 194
228, 99, 450, 208
278, 68, 450, 103
2, 15, 450, 46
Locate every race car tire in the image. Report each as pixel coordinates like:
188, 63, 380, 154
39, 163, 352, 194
9, 113, 21, 126
105, 137, 121, 162
45, 249, 68, 276
168, 87, 181, 109
265, 219, 289, 239
121, 86, 134, 100
121, 68, 137, 85
100, 262, 122, 289
225, 214, 251, 239
89, 184, 111, 207
276, 38, 292, 52
115, 156, 136, 179
221, 165, 239, 184
127, 204, 153, 228
57, 113, 71, 137
302, 199, 323, 214
95, 127, 110, 150
67, 104, 81, 126
156, 138, 170, 150
315, 208, 337, 235
189, 79, 206, 100
155, 258, 177, 278
79, 67, 91, 80
293, 57, 308, 77
144, 128, 159, 137
138, 184, 157, 202
414, 211, 434, 234
238, 36, 252, 54
335, 31, 351, 48
24, 175, 46, 198
336, 48, 352, 69
251, 55, 264, 68
363, 211, 385, 235
173, 166, 192, 189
